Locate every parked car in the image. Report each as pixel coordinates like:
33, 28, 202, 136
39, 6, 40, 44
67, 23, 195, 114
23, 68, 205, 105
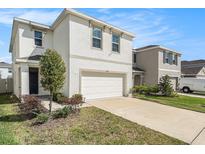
179, 78, 205, 93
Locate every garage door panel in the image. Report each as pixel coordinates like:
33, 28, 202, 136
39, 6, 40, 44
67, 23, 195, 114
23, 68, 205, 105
81, 75, 123, 99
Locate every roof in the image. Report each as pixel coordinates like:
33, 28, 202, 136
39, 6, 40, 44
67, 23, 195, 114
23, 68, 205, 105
133, 45, 181, 55
181, 60, 205, 66
133, 66, 144, 72
181, 60, 205, 75
181, 66, 203, 75
0, 62, 12, 68
134, 45, 159, 51
9, 9, 135, 53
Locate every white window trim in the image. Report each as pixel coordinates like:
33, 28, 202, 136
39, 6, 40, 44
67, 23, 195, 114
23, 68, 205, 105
112, 33, 120, 53
92, 26, 102, 49
172, 54, 178, 65
164, 51, 178, 65
34, 30, 43, 47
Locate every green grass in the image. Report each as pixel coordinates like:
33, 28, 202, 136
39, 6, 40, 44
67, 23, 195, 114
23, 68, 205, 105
135, 94, 205, 113
0, 94, 186, 145
0, 94, 29, 144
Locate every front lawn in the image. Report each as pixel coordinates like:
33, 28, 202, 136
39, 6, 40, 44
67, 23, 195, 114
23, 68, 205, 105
0, 94, 186, 145
135, 94, 205, 113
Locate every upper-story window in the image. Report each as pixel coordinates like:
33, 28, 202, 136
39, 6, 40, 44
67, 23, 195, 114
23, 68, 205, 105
34, 31, 42, 47
172, 54, 178, 65
164, 52, 169, 64
112, 34, 120, 53
133, 53, 137, 63
92, 26, 102, 49
163, 51, 178, 65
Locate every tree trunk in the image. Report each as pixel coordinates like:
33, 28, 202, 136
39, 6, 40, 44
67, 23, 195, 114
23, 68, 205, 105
49, 91, 53, 113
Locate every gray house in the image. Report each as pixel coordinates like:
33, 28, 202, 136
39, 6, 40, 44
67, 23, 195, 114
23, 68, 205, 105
181, 60, 205, 78
133, 45, 181, 90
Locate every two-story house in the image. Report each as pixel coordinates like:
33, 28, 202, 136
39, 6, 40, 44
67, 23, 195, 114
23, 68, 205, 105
9, 9, 135, 99
133, 45, 181, 90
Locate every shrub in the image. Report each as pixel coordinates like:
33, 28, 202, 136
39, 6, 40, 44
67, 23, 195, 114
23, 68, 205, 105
132, 85, 148, 94
35, 113, 49, 124
53, 92, 67, 103
61, 94, 83, 112
52, 106, 72, 119
159, 75, 174, 97
149, 85, 160, 94
132, 85, 160, 95
20, 95, 47, 114
71, 94, 83, 102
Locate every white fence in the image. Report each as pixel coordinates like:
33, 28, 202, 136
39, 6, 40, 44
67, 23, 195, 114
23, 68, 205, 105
0, 78, 13, 93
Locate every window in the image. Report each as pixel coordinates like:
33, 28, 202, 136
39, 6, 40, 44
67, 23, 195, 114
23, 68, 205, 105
8, 69, 12, 73
133, 53, 137, 63
164, 52, 169, 64
34, 31, 42, 46
173, 54, 178, 65
92, 27, 102, 48
168, 52, 173, 64
112, 34, 120, 52
164, 51, 178, 65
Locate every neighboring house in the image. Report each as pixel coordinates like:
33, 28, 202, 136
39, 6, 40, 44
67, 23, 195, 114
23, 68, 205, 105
132, 45, 181, 90
181, 60, 205, 78
9, 8, 135, 99
0, 62, 12, 79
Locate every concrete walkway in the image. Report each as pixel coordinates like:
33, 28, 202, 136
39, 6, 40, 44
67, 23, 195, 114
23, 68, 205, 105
88, 97, 205, 144
178, 92, 205, 99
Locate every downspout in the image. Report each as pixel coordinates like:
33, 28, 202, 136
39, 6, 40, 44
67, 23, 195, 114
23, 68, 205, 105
67, 13, 71, 97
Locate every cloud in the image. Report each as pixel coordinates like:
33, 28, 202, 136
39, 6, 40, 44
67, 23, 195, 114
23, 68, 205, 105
0, 9, 61, 25
0, 56, 11, 63
92, 9, 182, 48
97, 8, 111, 14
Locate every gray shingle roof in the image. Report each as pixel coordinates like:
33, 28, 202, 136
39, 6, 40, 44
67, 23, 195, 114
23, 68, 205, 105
181, 60, 205, 75
133, 66, 144, 72
0, 62, 11, 68
134, 45, 159, 51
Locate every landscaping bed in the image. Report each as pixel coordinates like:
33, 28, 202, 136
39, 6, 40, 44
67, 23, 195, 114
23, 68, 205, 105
0, 94, 186, 145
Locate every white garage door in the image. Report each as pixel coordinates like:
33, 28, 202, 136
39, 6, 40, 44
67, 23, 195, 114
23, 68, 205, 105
81, 75, 123, 100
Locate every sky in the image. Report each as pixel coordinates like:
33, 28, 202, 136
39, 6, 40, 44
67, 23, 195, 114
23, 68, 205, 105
0, 8, 205, 63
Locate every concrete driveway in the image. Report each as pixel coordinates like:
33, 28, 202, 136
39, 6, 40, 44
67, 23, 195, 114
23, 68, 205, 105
88, 97, 205, 144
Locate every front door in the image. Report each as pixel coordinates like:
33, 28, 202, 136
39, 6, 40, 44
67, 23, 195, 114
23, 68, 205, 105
29, 67, 39, 94
134, 75, 141, 86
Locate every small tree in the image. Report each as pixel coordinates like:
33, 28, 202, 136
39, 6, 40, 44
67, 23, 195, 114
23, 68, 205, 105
159, 75, 174, 96
40, 49, 66, 113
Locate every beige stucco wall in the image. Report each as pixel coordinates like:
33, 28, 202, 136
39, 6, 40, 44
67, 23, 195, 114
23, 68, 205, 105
198, 67, 205, 76
12, 22, 53, 96
12, 14, 133, 98
197, 67, 205, 78
18, 23, 53, 58
158, 49, 181, 81
69, 57, 132, 97
68, 14, 133, 97
134, 48, 181, 85
134, 49, 159, 85
69, 14, 132, 64
53, 15, 70, 96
